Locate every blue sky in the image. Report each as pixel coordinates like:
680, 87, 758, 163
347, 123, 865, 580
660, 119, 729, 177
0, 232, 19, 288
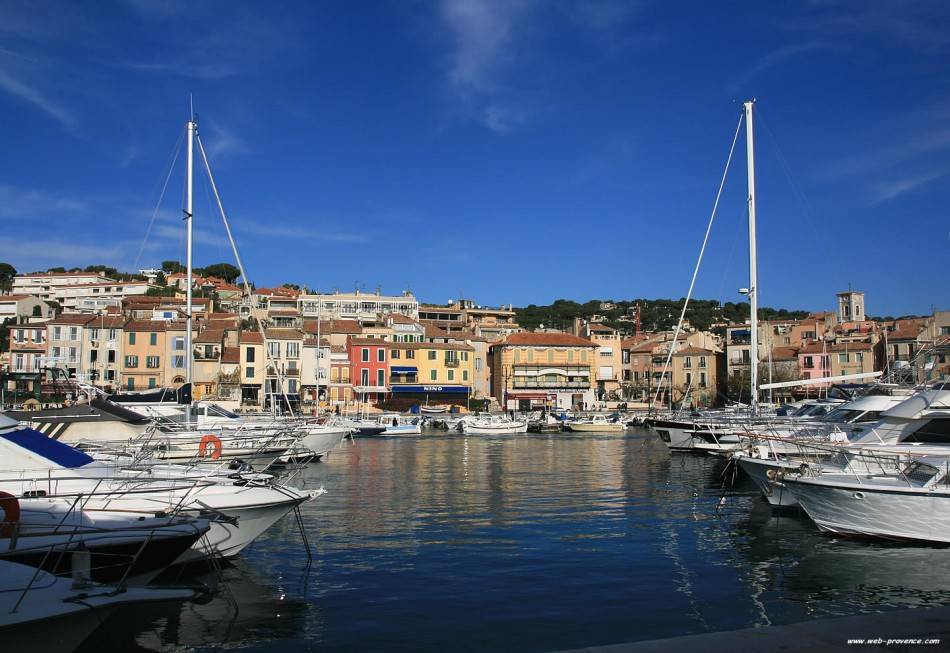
0, 1, 947, 316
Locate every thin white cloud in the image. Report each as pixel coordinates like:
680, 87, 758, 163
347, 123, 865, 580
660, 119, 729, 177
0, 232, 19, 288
203, 124, 248, 161
440, 0, 531, 132
235, 220, 368, 243
729, 42, 837, 93
0, 184, 87, 218
0, 237, 125, 267
870, 170, 947, 205
0, 68, 77, 131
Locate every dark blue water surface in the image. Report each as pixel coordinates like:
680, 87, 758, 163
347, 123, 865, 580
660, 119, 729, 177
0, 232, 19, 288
80, 429, 950, 652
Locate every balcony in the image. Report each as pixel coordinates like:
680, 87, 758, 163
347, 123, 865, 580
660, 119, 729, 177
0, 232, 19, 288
444, 359, 459, 368
513, 380, 589, 389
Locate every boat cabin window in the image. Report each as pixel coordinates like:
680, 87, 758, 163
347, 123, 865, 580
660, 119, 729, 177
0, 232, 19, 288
853, 411, 882, 423
901, 419, 950, 444
821, 408, 862, 423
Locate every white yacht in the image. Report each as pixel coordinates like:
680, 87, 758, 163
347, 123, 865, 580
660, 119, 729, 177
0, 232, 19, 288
461, 416, 528, 435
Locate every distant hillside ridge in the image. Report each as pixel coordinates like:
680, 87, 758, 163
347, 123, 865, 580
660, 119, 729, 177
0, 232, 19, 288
514, 298, 811, 334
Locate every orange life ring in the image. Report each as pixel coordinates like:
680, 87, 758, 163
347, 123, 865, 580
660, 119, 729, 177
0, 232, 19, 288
198, 434, 223, 460
0, 491, 20, 538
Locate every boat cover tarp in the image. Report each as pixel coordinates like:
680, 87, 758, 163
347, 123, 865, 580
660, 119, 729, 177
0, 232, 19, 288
2, 427, 94, 468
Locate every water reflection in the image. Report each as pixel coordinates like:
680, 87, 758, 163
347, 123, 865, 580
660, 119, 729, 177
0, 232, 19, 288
77, 430, 950, 652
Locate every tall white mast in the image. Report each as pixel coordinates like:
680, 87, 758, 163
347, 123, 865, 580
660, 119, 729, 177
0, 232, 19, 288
744, 99, 759, 415
185, 116, 196, 417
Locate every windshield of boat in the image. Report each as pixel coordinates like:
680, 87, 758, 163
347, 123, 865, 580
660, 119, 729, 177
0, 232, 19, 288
900, 461, 943, 486
207, 404, 241, 419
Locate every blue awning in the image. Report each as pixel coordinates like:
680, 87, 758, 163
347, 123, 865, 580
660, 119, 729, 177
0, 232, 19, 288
391, 385, 470, 394
391, 366, 418, 374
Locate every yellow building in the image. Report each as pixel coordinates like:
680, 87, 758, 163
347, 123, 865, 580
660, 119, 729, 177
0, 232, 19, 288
121, 320, 169, 390
490, 332, 597, 410
239, 331, 265, 407
388, 341, 475, 407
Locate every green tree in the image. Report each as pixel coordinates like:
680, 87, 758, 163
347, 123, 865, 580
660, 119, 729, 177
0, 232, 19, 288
155, 271, 167, 286
162, 260, 184, 274
0, 262, 16, 292
200, 263, 241, 283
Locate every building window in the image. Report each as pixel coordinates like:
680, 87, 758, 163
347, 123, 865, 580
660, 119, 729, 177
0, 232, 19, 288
547, 350, 554, 363
14, 330, 24, 343
700, 372, 707, 388
287, 342, 299, 358
89, 349, 98, 363
53, 326, 62, 340
89, 328, 100, 341
513, 349, 520, 363
377, 349, 385, 362
68, 347, 77, 363
430, 369, 437, 381
127, 378, 135, 390
699, 356, 707, 368
125, 355, 138, 368
148, 378, 157, 389
447, 370, 454, 381
567, 349, 574, 362
406, 350, 415, 359
392, 349, 400, 359
149, 333, 157, 346
428, 350, 437, 360
172, 336, 185, 351
146, 356, 160, 369
14, 354, 23, 371
289, 379, 298, 393
69, 327, 78, 340
362, 348, 369, 362
462, 370, 468, 381
361, 369, 369, 386
527, 349, 534, 362
246, 367, 254, 378
683, 357, 692, 369
475, 358, 482, 371
107, 350, 116, 363
581, 350, 588, 363
268, 342, 281, 358
108, 329, 117, 341
856, 352, 864, 363
173, 355, 185, 368
377, 369, 384, 387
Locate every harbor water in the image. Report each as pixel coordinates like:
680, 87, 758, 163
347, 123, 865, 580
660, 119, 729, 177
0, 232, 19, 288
79, 428, 950, 652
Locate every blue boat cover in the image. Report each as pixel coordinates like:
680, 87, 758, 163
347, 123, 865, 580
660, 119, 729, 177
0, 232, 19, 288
2, 428, 94, 468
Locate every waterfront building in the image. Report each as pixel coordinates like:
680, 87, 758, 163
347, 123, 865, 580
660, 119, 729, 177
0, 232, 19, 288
46, 314, 95, 380
301, 336, 331, 407
193, 328, 226, 400
54, 281, 153, 313
121, 320, 170, 390
584, 323, 623, 400
122, 296, 211, 320
388, 341, 475, 408
299, 290, 419, 321
164, 321, 190, 386
239, 331, 265, 407
328, 345, 353, 407
882, 318, 931, 383
82, 315, 126, 391
490, 332, 597, 410
797, 342, 831, 388
0, 295, 51, 322
8, 322, 47, 376
263, 328, 305, 410
672, 346, 718, 407
4, 323, 47, 404
828, 340, 875, 380
348, 336, 389, 406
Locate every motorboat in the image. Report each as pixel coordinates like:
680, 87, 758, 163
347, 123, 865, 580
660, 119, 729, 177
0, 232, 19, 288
461, 416, 527, 435
527, 412, 563, 433
564, 414, 625, 433
0, 559, 194, 653
374, 414, 422, 436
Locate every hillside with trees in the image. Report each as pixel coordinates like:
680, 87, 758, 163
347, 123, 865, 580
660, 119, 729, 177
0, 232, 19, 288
514, 298, 811, 334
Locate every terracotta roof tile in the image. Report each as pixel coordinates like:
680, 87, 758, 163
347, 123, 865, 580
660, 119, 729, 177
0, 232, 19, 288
240, 331, 264, 344
221, 346, 240, 363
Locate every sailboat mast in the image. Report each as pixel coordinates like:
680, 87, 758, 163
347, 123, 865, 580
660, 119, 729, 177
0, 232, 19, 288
185, 118, 196, 409
744, 100, 759, 415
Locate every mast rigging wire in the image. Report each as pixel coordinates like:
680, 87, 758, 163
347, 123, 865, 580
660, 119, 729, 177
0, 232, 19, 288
652, 111, 745, 409
133, 127, 186, 269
